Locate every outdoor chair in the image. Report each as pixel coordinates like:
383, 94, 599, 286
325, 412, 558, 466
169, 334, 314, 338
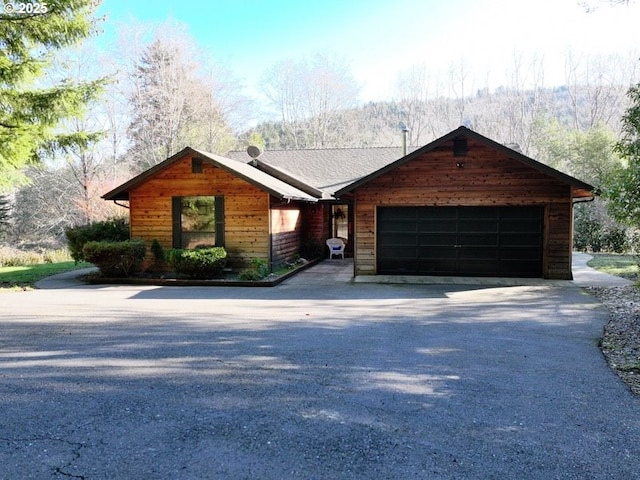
326, 238, 345, 259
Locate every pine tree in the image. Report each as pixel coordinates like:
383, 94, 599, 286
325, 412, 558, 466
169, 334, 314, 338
0, 0, 106, 192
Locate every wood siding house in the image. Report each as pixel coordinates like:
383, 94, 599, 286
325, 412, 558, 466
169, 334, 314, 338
104, 127, 595, 279
102, 147, 318, 270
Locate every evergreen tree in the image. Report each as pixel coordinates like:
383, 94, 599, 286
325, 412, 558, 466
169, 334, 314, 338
0, 0, 106, 192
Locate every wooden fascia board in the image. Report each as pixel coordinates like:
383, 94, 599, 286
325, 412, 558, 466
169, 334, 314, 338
102, 147, 194, 201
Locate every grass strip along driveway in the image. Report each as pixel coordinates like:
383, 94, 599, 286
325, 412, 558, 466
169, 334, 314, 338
0, 261, 91, 290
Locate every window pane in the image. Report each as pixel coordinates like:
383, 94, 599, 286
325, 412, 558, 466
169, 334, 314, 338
181, 196, 215, 248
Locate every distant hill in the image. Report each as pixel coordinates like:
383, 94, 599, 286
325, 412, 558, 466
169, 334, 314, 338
240, 84, 630, 158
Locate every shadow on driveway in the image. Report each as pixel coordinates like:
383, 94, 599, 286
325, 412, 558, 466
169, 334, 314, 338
2, 274, 640, 478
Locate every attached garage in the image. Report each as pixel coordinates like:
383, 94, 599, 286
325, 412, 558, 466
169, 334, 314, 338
377, 206, 543, 277
338, 126, 595, 280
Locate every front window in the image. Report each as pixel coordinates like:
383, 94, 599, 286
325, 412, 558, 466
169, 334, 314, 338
180, 196, 215, 248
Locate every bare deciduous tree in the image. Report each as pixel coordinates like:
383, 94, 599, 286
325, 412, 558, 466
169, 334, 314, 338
125, 25, 241, 171
261, 52, 360, 148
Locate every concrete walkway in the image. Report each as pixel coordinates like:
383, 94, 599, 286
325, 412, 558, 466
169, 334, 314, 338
285, 253, 634, 288
37, 253, 633, 290
571, 252, 634, 287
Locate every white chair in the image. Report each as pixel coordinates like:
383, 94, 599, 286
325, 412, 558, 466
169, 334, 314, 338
326, 238, 345, 259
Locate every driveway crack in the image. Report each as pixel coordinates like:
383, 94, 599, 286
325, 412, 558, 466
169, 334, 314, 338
0, 435, 85, 479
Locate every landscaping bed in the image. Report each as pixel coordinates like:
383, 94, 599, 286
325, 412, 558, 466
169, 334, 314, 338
582, 254, 640, 396
589, 284, 640, 396
81, 258, 320, 287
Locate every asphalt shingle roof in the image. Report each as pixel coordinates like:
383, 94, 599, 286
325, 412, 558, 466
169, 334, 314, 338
226, 147, 412, 196
102, 147, 317, 202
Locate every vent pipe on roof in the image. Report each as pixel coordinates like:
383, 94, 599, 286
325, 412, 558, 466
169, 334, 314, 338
400, 122, 409, 156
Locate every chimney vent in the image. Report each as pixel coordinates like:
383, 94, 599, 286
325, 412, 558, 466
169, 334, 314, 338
400, 122, 410, 156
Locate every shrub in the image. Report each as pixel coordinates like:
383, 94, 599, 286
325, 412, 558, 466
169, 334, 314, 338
66, 218, 129, 262
167, 246, 227, 279
83, 240, 146, 277
238, 258, 269, 281
150, 239, 165, 262
601, 227, 628, 253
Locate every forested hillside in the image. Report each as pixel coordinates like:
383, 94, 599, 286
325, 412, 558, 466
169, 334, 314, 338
244, 83, 628, 158
0, 12, 638, 252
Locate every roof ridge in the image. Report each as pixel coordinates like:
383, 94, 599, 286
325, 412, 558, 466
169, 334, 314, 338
228, 145, 408, 154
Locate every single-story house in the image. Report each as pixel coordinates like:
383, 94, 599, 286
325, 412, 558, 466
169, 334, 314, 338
103, 126, 595, 280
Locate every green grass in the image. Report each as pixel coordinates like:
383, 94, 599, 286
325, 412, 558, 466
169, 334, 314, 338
587, 253, 639, 281
0, 261, 92, 291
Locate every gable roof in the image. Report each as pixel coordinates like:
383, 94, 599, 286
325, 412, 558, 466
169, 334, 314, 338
333, 126, 596, 198
226, 147, 412, 196
102, 147, 318, 202
104, 127, 596, 205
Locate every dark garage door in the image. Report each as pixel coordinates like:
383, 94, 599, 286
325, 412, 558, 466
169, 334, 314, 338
377, 206, 543, 277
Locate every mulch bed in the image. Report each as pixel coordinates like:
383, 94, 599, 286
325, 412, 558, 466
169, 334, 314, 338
587, 285, 640, 396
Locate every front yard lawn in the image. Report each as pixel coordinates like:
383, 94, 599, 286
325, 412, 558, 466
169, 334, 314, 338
0, 262, 92, 291
587, 253, 639, 281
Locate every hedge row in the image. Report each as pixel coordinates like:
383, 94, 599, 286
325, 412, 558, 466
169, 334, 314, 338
166, 246, 227, 279
83, 240, 146, 277
66, 219, 130, 262
81, 240, 228, 279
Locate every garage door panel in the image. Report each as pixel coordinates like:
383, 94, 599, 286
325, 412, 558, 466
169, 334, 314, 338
419, 233, 458, 246
459, 219, 498, 233
500, 246, 541, 260
378, 259, 417, 273
459, 259, 500, 276
501, 233, 541, 246
500, 219, 542, 233
378, 246, 417, 258
460, 246, 499, 260
418, 245, 457, 259
379, 234, 417, 247
381, 220, 418, 233
418, 258, 458, 275
419, 208, 457, 220
501, 206, 542, 218
379, 207, 417, 220
501, 260, 541, 276
458, 233, 498, 246
419, 220, 457, 232
377, 206, 543, 277
458, 207, 496, 219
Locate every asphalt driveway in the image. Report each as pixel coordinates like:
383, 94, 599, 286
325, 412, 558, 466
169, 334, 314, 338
1, 264, 639, 479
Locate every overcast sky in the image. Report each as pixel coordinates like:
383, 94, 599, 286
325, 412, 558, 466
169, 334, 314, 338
96, 0, 640, 101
